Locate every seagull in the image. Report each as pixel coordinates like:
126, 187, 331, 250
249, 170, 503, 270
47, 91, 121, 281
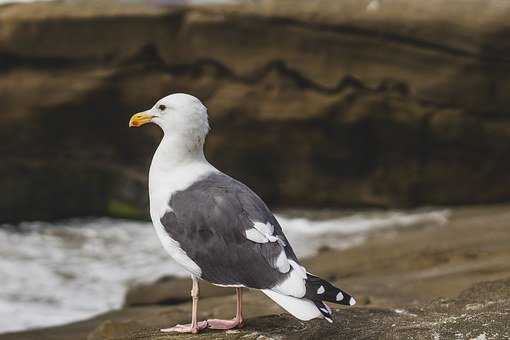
129, 93, 355, 334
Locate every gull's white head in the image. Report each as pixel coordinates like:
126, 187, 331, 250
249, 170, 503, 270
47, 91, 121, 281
129, 93, 210, 143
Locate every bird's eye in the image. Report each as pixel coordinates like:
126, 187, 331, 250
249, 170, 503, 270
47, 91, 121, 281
158, 104, 166, 111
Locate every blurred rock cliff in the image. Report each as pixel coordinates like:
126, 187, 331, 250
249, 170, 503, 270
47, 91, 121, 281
1, 0, 510, 222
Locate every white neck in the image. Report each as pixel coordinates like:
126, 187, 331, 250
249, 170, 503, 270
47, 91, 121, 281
148, 134, 215, 219
152, 134, 207, 170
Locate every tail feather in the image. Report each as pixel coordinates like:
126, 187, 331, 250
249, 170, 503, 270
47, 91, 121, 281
261, 271, 355, 323
305, 273, 356, 306
261, 289, 322, 321
313, 300, 333, 323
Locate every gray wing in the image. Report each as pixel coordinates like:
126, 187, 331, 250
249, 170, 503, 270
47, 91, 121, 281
160, 172, 298, 288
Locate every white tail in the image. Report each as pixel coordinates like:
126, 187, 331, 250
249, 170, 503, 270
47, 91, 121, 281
262, 289, 322, 321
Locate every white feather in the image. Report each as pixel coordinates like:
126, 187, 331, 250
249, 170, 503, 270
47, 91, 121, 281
271, 260, 307, 297
245, 228, 269, 243
336, 291, 344, 301
246, 221, 285, 245
149, 139, 217, 278
262, 260, 324, 321
262, 290, 322, 321
253, 221, 274, 236
290, 260, 307, 279
275, 249, 291, 273
212, 283, 245, 288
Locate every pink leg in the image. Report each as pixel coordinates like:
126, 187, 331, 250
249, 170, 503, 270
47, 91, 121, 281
206, 287, 244, 330
161, 276, 208, 334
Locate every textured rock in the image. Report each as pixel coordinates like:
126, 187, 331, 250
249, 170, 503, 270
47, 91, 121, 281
91, 291, 510, 340
2, 0, 510, 222
5, 278, 510, 340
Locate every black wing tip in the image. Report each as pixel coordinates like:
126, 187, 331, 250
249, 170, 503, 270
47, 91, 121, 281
305, 274, 356, 306
340, 295, 356, 306
349, 296, 356, 306
335, 291, 357, 306
313, 300, 334, 322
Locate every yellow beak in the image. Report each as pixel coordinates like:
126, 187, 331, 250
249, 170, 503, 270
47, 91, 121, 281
129, 112, 153, 127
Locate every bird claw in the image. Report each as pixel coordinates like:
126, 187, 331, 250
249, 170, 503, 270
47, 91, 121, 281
206, 318, 244, 330
160, 321, 208, 333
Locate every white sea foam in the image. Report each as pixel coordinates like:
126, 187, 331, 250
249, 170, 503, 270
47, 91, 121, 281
278, 209, 450, 257
0, 209, 449, 333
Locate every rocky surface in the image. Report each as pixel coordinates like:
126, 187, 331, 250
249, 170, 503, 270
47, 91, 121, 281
1, 205, 509, 339
84, 286, 510, 340
2, 0, 510, 222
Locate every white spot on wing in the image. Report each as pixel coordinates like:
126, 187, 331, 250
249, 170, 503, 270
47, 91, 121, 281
317, 285, 325, 294
246, 221, 286, 247
336, 292, 344, 301
245, 228, 268, 243
349, 297, 356, 306
253, 221, 274, 236
275, 249, 290, 273
246, 221, 291, 273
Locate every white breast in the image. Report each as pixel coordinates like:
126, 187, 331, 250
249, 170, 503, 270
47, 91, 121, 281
148, 158, 216, 277
148, 160, 215, 219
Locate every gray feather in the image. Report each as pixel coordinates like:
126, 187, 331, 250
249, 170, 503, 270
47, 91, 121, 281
160, 173, 297, 288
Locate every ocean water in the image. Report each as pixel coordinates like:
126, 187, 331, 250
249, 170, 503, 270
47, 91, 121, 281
0, 209, 449, 333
